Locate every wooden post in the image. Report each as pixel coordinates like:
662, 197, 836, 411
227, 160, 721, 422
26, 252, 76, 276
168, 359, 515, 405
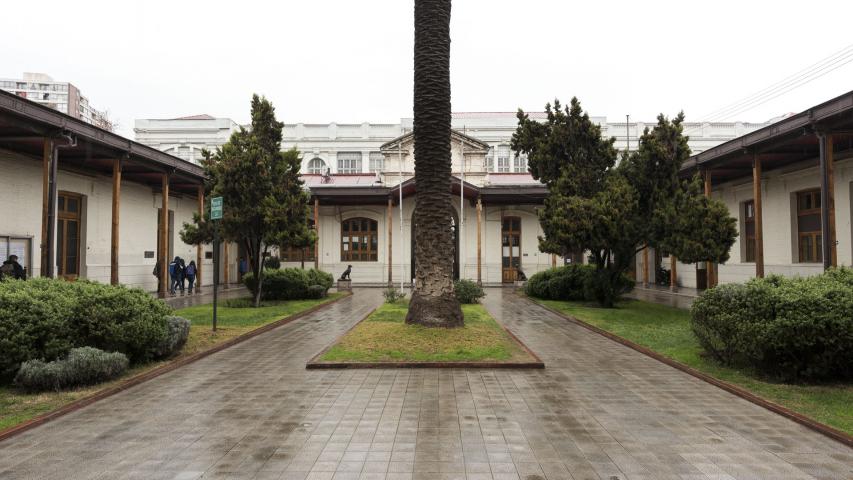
704, 170, 715, 287
159, 173, 169, 297
818, 133, 836, 270
387, 197, 393, 284
752, 153, 764, 278
642, 246, 649, 288
476, 197, 482, 285
827, 134, 837, 267
313, 198, 319, 270
40, 138, 53, 277
196, 185, 204, 291
670, 255, 677, 292
110, 157, 122, 285
223, 242, 230, 289
551, 254, 556, 268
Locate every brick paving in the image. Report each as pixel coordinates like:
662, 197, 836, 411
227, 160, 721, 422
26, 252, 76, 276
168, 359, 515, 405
0, 288, 850, 480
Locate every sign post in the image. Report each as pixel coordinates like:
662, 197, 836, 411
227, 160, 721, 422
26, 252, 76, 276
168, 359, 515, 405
210, 196, 223, 332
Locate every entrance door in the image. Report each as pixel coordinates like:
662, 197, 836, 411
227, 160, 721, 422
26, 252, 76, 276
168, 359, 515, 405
57, 192, 81, 279
501, 216, 521, 283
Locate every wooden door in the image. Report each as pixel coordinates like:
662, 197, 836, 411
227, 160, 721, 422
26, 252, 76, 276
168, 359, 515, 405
501, 216, 521, 283
57, 192, 81, 279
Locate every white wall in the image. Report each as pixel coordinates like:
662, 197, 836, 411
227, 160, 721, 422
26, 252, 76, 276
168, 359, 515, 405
0, 148, 207, 292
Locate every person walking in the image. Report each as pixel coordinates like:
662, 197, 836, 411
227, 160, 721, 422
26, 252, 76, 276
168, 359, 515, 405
185, 260, 197, 295
177, 257, 187, 296
238, 256, 249, 282
168, 256, 181, 296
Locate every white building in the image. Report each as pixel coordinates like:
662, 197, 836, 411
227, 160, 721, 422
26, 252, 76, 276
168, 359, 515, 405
134, 115, 241, 163
0, 73, 113, 131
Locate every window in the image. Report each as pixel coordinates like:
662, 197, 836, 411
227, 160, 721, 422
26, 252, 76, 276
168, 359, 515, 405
337, 152, 362, 174
797, 189, 822, 263
513, 153, 527, 173
743, 200, 756, 262
307, 157, 326, 174
496, 145, 510, 172
341, 217, 378, 261
369, 152, 384, 173
57, 192, 82, 278
485, 147, 494, 172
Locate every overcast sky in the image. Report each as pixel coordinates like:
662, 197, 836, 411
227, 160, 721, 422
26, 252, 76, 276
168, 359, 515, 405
4, 0, 853, 138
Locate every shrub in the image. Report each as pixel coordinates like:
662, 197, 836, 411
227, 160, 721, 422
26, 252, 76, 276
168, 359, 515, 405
383, 287, 406, 304
243, 268, 332, 300
454, 279, 485, 304
0, 278, 78, 378
306, 285, 328, 299
155, 316, 191, 359
14, 347, 129, 392
69, 281, 171, 363
0, 278, 172, 379
691, 268, 853, 381
524, 265, 597, 301
264, 256, 281, 270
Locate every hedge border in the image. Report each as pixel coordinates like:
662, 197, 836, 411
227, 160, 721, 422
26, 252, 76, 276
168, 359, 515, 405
306, 303, 545, 369
0, 291, 352, 444
522, 292, 853, 449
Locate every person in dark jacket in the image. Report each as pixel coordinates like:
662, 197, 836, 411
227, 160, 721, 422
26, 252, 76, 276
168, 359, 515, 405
185, 260, 197, 294
0, 255, 25, 280
169, 257, 182, 296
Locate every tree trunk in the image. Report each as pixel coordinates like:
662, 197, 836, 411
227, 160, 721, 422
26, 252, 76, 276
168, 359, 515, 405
405, 0, 463, 328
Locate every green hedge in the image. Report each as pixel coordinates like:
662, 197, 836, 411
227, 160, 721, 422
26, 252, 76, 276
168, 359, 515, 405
0, 278, 175, 380
454, 279, 485, 304
14, 347, 129, 392
524, 265, 596, 301
243, 268, 334, 300
691, 268, 853, 381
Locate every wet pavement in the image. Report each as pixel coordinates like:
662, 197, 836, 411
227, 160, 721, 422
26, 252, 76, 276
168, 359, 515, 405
624, 285, 699, 310
161, 285, 250, 309
0, 288, 850, 480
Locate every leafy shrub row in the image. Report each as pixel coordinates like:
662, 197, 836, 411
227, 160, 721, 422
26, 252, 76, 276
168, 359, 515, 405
524, 264, 633, 306
454, 279, 485, 304
691, 268, 853, 381
14, 347, 129, 392
0, 278, 180, 379
243, 268, 333, 300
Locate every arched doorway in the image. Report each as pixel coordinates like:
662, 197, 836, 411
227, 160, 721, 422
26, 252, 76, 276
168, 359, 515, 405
501, 216, 521, 283
411, 211, 459, 282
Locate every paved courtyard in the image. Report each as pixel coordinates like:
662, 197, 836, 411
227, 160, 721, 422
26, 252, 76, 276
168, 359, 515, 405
0, 289, 850, 480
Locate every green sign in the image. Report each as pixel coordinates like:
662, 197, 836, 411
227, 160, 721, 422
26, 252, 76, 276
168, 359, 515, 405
210, 196, 223, 220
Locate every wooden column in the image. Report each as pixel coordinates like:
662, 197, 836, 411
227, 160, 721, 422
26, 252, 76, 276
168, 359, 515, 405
40, 138, 53, 277
196, 185, 204, 291
827, 134, 837, 267
752, 153, 764, 278
818, 133, 836, 270
704, 170, 715, 287
110, 157, 122, 285
670, 255, 677, 292
642, 246, 649, 287
476, 197, 482, 285
223, 242, 230, 288
387, 197, 393, 284
551, 254, 557, 268
159, 173, 169, 297
314, 198, 320, 270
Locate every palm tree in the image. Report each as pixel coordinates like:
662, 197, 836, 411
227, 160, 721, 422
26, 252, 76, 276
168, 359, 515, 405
405, 0, 464, 327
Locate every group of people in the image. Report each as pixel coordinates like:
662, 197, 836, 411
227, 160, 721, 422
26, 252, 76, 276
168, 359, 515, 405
159, 256, 198, 296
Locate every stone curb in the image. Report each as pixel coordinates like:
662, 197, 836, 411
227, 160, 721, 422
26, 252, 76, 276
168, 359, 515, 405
523, 293, 853, 449
0, 291, 352, 444
306, 304, 545, 369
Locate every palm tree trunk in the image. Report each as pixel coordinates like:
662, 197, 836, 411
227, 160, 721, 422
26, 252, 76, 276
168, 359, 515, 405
405, 0, 463, 327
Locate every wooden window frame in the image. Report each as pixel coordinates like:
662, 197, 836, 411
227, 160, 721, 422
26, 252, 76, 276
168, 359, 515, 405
743, 200, 756, 263
796, 189, 822, 263
57, 191, 82, 278
341, 217, 378, 262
